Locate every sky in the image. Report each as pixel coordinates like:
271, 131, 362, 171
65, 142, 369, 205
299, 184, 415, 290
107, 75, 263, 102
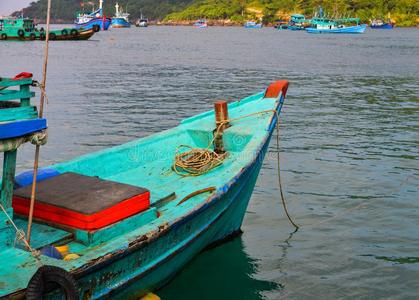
0, 0, 33, 15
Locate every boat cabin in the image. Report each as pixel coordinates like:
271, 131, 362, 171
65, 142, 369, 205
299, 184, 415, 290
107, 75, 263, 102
0, 18, 36, 34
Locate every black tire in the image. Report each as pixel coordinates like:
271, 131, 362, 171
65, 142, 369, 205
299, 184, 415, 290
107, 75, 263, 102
92, 24, 100, 32
40, 33, 46, 40
40, 27, 45, 32
18, 29, 25, 37
29, 33, 36, 40
49, 32, 56, 40
70, 29, 78, 37
1, 33, 7, 40
26, 266, 79, 300
61, 29, 68, 36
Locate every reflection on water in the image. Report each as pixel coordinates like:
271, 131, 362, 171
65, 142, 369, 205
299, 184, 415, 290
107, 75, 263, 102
158, 238, 280, 300
1, 27, 418, 299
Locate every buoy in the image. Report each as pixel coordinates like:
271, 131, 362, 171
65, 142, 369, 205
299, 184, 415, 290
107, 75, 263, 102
64, 253, 80, 261
140, 293, 160, 300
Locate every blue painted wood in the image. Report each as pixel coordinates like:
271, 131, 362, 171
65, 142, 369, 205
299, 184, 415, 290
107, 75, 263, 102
0, 119, 47, 140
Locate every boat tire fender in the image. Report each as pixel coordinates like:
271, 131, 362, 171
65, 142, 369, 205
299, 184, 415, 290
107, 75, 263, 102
26, 265, 79, 300
18, 29, 25, 37
70, 29, 78, 37
29, 33, 36, 40
1, 33, 7, 40
92, 24, 100, 32
49, 32, 57, 40
40, 33, 46, 40
61, 29, 68, 36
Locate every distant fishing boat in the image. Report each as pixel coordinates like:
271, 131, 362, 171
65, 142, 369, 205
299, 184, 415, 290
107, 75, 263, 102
274, 19, 288, 30
111, 2, 131, 28
307, 17, 366, 33
288, 14, 308, 30
0, 74, 289, 298
0, 17, 95, 41
244, 21, 262, 29
370, 19, 395, 29
193, 19, 208, 28
135, 13, 148, 27
74, 0, 111, 31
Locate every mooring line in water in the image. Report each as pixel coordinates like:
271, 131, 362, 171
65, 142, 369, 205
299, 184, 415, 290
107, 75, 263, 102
26, 0, 52, 245
275, 112, 299, 230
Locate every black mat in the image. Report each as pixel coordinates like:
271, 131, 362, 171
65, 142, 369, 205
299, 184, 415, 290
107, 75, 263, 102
14, 172, 149, 215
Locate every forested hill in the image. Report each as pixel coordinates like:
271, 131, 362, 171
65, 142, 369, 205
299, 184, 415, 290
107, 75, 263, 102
13, 0, 419, 26
13, 0, 194, 22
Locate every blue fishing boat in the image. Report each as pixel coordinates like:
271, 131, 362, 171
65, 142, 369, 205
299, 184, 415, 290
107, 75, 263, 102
74, 0, 111, 31
0, 73, 290, 298
307, 17, 367, 33
244, 21, 262, 29
193, 19, 208, 28
370, 19, 395, 29
111, 3, 131, 28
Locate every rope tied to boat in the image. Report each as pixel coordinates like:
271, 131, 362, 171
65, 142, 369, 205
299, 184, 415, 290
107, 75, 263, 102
0, 202, 41, 260
173, 109, 275, 176
172, 106, 299, 229
32, 81, 50, 105
0, 130, 48, 152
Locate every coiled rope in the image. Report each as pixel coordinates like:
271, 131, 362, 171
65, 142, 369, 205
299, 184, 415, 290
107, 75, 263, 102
173, 109, 274, 176
172, 108, 299, 229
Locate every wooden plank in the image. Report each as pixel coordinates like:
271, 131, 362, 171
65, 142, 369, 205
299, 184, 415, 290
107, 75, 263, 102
0, 90, 35, 102
0, 106, 37, 122
1, 150, 17, 209
20, 85, 31, 107
0, 78, 32, 88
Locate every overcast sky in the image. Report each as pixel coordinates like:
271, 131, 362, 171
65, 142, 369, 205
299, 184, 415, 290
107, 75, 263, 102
0, 0, 33, 15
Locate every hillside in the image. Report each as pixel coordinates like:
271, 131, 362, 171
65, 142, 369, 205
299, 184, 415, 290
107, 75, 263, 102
13, 0, 194, 22
13, 0, 419, 26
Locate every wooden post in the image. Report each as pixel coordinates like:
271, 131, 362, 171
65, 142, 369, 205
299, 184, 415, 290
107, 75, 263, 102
20, 84, 30, 107
1, 150, 17, 209
214, 101, 229, 154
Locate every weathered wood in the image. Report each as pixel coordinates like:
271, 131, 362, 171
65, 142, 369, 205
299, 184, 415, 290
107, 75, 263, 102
19, 84, 31, 107
0, 89, 34, 102
1, 150, 17, 209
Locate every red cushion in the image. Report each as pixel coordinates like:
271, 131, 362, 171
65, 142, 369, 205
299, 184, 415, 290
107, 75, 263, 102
12, 172, 150, 231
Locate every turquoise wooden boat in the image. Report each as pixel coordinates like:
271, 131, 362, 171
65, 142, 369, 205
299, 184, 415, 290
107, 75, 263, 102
0, 76, 289, 299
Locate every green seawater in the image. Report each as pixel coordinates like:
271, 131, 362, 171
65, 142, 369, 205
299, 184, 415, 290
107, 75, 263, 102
1, 26, 418, 299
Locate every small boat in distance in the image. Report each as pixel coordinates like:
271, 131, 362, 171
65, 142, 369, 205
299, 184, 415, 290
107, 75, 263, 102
111, 3, 131, 28
74, 0, 111, 31
244, 21, 263, 29
370, 19, 395, 29
135, 13, 148, 27
307, 17, 366, 33
193, 19, 208, 28
0, 17, 95, 41
274, 19, 288, 30
288, 14, 308, 30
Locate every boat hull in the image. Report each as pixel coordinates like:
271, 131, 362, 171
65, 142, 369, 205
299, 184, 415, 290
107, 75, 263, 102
75, 17, 111, 31
370, 23, 394, 29
111, 18, 131, 28
244, 24, 262, 29
81, 133, 271, 299
306, 24, 367, 33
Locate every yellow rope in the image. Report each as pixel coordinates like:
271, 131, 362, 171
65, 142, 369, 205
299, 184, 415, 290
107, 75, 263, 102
172, 109, 275, 176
